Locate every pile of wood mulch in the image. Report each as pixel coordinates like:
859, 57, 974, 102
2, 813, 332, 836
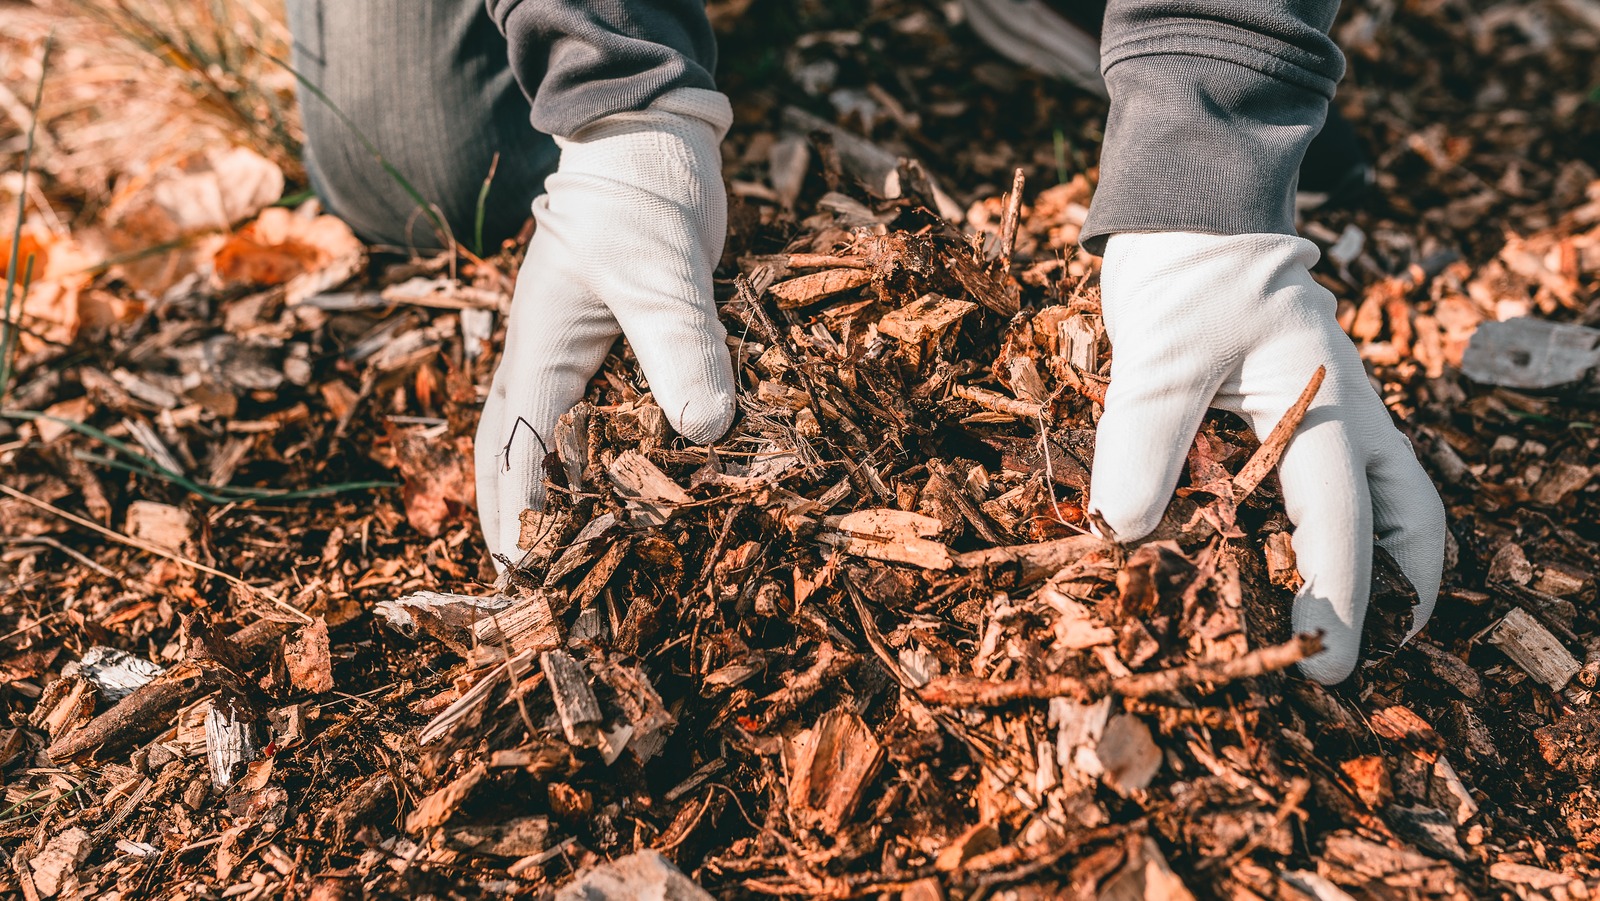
3, 1, 1599, 899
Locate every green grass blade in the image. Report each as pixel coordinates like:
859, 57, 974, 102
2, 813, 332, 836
3, 411, 395, 503
473, 153, 501, 257
2, 34, 50, 403
263, 52, 456, 251
1, 257, 35, 400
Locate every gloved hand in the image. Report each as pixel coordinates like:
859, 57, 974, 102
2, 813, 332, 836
1089, 232, 1446, 684
475, 88, 737, 565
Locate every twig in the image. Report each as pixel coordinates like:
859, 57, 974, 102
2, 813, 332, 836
1037, 410, 1084, 532
1202, 776, 1311, 872
952, 385, 1043, 419
47, 661, 223, 761
917, 632, 1323, 706
785, 253, 869, 270
1233, 365, 1325, 501
3, 536, 120, 581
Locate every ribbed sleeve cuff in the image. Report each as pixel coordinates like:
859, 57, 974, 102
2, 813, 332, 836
1079, 53, 1331, 256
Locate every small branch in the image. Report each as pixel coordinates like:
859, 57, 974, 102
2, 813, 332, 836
952, 385, 1043, 419
47, 662, 223, 761
1233, 365, 1325, 501
916, 632, 1323, 706
785, 253, 869, 270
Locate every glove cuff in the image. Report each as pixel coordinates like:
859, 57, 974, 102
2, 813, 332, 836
560, 88, 732, 150
648, 87, 734, 140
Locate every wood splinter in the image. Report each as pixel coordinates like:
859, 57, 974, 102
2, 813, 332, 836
996, 166, 1025, 274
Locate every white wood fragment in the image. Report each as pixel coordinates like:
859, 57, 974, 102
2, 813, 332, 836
1430, 756, 1478, 825
1461, 317, 1600, 390
205, 696, 257, 788
1059, 314, 1100, 373
1489, 607, 1581, 690
62, 646, 164, 703
1094, 714, 1161, 795
1278, 870, 1359, 901
1049, 696, 1112, 782
378, 276, 506, 310
554, 850, 712, 901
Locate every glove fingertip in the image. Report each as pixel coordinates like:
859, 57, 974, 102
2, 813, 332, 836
1296, 645, 1358, 685
670, 389, 736, 445
1292, 590, 1363, 685
1088, 492, 1166, 544
1088, 457, 1175, 543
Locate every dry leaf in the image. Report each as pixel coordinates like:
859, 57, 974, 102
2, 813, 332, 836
213, 206, 362, 290
390, 426, 476, 538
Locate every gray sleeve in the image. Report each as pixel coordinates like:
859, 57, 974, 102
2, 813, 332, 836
486, 0, 717, 138
1079, 0, 1345, 255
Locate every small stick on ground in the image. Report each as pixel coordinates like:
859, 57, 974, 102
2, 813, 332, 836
48, 662, 223, 761
1233, 365, 1325, 501
952, 385, 1043, 419
916, 632, 1323, 706
786, 253, 870, 270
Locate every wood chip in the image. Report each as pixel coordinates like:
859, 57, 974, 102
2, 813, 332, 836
1098, 836, 1197, 901
607, 450, 692, 526
1489, 607, 1582, 689
471, 594, 561, 657
919, 633, 1323, 706
879, 294, 978, 346
769, 267, 872, 308
30, 826, 90, 898
406, 763, 486, 833
541, 650, 602, 748
594, 662, 674, 764
824, 508, 952, 570
786, 709, 885, 832
124, 500, 195, 555
444, 816, 550, 857
283, 618, 334, 694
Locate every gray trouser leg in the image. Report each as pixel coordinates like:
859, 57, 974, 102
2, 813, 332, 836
487, 0, 718, 137
285, 0, 559, 252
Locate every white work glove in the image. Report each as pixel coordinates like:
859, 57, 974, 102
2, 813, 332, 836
1089, 232, 1446, 684
475, 88, 737, 564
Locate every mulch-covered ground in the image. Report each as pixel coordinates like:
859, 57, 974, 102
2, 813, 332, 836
2, 0, 1599, 898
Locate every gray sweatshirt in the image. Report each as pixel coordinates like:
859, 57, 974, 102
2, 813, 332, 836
486, 0, 1344, 254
